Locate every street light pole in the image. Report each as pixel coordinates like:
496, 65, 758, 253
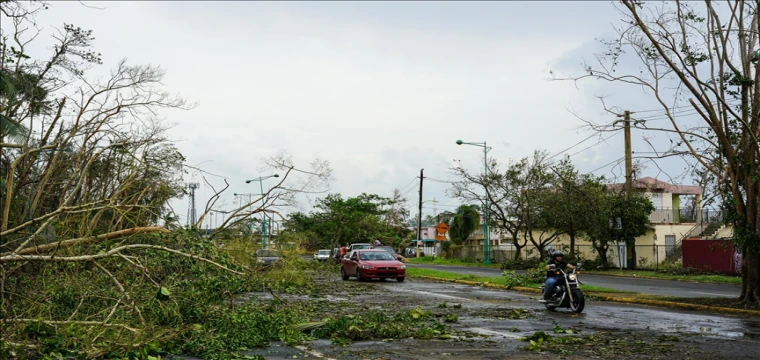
245, 174, 279, 248
258, 178, 267, 248
455, 139, 491, 264
233, 192, 255, 238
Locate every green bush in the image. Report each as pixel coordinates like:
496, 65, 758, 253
656, 259, 721, 276
502, 261, 547, 288
313, 307, 450, 344
500, 257, 542, 270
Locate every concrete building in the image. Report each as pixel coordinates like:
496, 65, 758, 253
457, 177, 730, 267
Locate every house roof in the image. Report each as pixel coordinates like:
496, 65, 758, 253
607, 177, 702, 195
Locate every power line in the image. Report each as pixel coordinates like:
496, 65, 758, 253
588, 156, 625, 173
426, 177, 454, 184
629, 98, 741, 115
398, 177, 417, 194
565, 131, 622, 159
545, 132, 600, 161
630, 99, 742, 122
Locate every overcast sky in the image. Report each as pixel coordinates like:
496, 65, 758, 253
24, 1, 696, 226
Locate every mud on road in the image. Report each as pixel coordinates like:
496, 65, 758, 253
233, 275, 759, 360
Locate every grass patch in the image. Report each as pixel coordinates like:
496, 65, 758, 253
406, 268, 509, 284
406, 256, 501, 268
405, 268, 627, 294
583, 270, 741, 285
518, 330, 681, 356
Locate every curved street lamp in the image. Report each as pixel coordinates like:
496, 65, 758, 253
455, 140, 491, 264
244, 174, 279, 248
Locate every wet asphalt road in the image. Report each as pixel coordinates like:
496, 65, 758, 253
407, 263, 742, 298
223, 277, 760, 360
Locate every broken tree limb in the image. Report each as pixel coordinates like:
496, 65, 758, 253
3, 226, 170, 256
0, 244, 246, 276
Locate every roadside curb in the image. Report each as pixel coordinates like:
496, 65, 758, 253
412, 275, 760, 317
593, 295, 760, 316
409, 262, 741, 286
582, 271, 741, 286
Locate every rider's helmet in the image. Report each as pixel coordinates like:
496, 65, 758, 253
552, 251, 564, 258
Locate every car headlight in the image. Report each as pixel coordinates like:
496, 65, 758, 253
361, 264, 375, 269
568, 274, 577, 281
398, 265, 406, 269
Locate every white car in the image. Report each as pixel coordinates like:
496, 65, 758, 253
313, 249, 331, 261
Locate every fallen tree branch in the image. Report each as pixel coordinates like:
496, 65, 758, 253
92, 260, 146, 326
3, 226, 169, 256
2, 319, 139, 333
0, 244, 246, 275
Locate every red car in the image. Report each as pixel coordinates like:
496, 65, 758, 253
341, 249, 406, 282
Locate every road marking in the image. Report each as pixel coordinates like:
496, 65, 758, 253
393, 288, 472, 301
468, 327, 523, 339
294, 345, 337, 360
689, 292, 735, 297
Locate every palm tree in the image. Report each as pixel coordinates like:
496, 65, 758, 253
0, 69, 29, 143
448, 204, 481, 245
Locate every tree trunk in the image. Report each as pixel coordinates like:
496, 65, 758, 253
627, 238, 637, 270
594, 243, 609, 270
739, 235, 760, 304
513, 243, 523, 261
569, 225, 576, 258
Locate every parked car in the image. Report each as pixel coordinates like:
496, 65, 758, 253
255, 249, 282, 265
374, 245, 404, 261
341, 249, 406, 282
344, 243, 373, 260
314, 249, 331, 261
405, 248, 424, 257
348, 243, 372, 252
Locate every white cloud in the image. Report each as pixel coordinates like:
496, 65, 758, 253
18, 1, 665, 225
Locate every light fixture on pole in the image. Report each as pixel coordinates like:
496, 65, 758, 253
455, 139, 492, 264
244, 174, 279, 248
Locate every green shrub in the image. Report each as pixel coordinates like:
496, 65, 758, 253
656, 259, 721, 276
500, 257, 542, 270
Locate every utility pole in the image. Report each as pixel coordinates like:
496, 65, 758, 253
187, 182, 199, 227
624, 110, 633, 188
431, 197, 439, 222
416, 168, 424, 258
622, 110, 634, 269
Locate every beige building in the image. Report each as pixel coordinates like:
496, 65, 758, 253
463, 177, 730, 267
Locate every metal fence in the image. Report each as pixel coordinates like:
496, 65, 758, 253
648, 208, 723, 224
435, 243, 676, 270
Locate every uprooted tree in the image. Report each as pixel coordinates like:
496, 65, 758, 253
556, 0, 760, 302
0, 1, 332, 354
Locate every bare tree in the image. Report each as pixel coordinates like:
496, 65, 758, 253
555, 1, 760, 303
0, 2, 333, 351
449, 151, 565, 259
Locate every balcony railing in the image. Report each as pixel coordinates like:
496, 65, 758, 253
648, 208, 723, 224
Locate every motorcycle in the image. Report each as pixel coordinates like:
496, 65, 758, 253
539, 262, 585, 313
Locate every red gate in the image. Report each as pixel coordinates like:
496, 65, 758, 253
682, 239, 741, 275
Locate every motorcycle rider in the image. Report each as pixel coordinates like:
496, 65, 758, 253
539, 251, 576, 303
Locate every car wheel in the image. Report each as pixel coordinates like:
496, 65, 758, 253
356, 268, 365, 281
341, 267, 349, 281
396, 277, 405, 283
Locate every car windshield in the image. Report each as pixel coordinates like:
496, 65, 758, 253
256, 250, 281, 257
359, 252, 395, 261
353, 244, 371, 249
376, 246, 396, 254
318, 250, 330, 255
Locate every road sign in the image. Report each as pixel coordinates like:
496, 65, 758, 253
435, 221, 448, 241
